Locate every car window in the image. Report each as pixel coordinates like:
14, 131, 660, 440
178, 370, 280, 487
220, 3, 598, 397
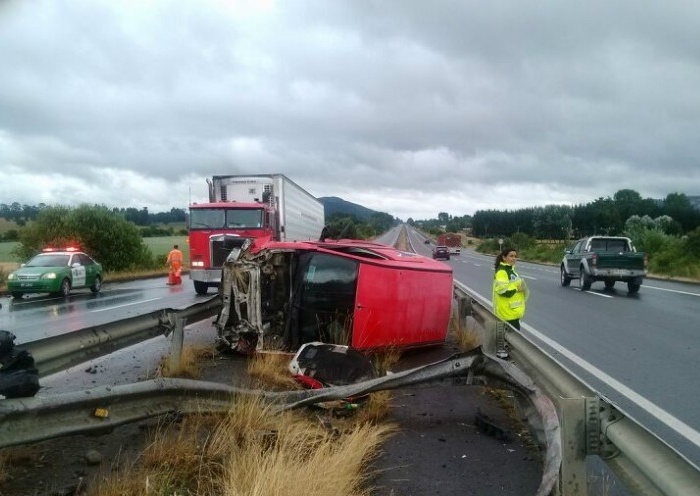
76, 253, 95, 266
27, 255, 70, 267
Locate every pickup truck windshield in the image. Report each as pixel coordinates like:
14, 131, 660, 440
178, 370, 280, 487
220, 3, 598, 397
190, 208, 263, 229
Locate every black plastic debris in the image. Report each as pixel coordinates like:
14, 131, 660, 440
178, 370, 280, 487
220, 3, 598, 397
475, 407, 513, 443
0, 330, 40, 399
289, 342, 376, 387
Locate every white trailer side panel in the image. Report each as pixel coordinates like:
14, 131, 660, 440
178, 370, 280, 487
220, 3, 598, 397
274, 175, 325, 242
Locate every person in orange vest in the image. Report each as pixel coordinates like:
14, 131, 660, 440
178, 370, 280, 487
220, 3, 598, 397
166, 244, 184, 285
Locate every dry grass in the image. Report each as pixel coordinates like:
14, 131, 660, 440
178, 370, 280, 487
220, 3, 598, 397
450, 312, 481, 352
371, 348, 403, 376
86, 393, 396, 496
215, 395, 396, 496
158, 345, 217, 379
247, 351, 301, 390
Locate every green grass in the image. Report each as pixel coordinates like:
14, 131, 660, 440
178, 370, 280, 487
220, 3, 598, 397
144, 236, 189, 259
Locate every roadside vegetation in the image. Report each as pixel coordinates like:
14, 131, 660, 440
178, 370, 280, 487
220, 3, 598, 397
414, 189, 700, 281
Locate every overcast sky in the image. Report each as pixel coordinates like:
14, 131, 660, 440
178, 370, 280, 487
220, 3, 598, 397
2, 0, 700, 221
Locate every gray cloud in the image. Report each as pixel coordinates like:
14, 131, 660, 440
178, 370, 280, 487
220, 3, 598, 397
1, 0, 699, 221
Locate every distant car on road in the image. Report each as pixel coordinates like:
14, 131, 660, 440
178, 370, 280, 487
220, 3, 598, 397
6, 247, 104, 299
432, 245, 450, 260
424, 239, 430, 244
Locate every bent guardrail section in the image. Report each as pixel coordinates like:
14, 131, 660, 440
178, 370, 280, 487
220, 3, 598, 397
453, 279, 700, 496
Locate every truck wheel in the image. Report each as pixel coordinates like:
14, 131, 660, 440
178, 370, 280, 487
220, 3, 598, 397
627, 281, 641, 294
578, 268, 592, 291
194, 281, 209, 295
560, 266, 571, 287
604, 280, 615, 290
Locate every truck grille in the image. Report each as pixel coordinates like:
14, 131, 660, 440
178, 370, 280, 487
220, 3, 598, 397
211, 236, 247, 267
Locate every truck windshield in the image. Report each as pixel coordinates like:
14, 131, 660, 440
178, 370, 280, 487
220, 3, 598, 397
189, 208, 263, 229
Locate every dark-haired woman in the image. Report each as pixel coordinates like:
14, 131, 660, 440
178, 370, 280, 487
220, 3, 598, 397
492, 247, 528, 330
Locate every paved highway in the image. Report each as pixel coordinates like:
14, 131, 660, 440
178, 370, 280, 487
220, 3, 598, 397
0, 276, 211, 345
407, 226, 700, 470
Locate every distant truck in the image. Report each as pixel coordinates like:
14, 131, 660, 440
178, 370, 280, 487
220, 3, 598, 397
188, 174, 325, 295
560, 236, 647, 293
436, 233, 462, 255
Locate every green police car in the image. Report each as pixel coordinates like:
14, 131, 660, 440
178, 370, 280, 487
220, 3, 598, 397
6, 247, 104, 299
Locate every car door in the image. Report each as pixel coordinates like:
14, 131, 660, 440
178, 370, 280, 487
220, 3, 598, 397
70, 254, 87, 288
78, 254, 98, 286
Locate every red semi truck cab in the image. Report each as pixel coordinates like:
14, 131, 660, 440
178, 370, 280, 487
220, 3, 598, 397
188, 201, 278, 295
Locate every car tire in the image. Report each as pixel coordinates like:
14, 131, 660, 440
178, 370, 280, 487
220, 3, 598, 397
627, 281, 641, 294
11, 292, 23, 299
194, 281, 209, 295
59, 278, 71, 297
579, 268, 592, 291
560, 266, 571, 287
604, 280, 615, 290
90, 276, 102, 293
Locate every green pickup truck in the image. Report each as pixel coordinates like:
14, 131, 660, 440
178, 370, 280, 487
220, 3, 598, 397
560, 236, 647, 293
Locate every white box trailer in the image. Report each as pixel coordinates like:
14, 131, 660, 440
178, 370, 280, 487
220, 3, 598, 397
208, 174, 325, 242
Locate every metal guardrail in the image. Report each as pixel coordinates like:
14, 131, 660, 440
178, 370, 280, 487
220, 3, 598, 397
20, 296, 222, 377
453, 279, 700, 496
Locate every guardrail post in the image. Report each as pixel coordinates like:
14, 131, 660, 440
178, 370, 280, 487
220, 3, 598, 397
557, 397, 590, 496
169, 315, 187, 371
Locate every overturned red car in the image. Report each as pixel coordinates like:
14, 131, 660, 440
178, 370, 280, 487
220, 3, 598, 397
214, 238, 454, 354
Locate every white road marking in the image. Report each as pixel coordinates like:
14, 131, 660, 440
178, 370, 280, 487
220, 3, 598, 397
643, 284, 700, 297
580, 290, 613, 298
90, 298, 161, 312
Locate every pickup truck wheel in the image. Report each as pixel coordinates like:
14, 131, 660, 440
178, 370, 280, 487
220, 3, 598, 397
578, 268, 592, 291
604, 280, 615, 290
627, 281, 641, 294
560, 266, 571, 287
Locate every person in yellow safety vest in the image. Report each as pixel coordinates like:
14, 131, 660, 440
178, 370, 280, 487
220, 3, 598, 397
492, 247, 529, 330
166, 244, 184, 285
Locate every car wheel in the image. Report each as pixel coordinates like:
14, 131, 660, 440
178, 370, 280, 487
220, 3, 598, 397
578, 268, 592, 291
560, 266, 571, 287
59, 278, 71, 297
90, 275, 102, 293
11, 292, 23, 299
604, 280, 615, 290
194, 281, 209, 295
627, 281, 641, 294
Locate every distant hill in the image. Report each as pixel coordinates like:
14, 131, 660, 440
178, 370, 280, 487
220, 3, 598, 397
318, 196, 380, 221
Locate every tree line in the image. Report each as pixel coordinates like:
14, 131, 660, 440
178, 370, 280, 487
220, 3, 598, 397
406, 190, 699, 240
0, 203, 186, 227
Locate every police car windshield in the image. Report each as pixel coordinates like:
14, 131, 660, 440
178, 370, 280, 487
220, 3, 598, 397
27, 254, 71, 267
